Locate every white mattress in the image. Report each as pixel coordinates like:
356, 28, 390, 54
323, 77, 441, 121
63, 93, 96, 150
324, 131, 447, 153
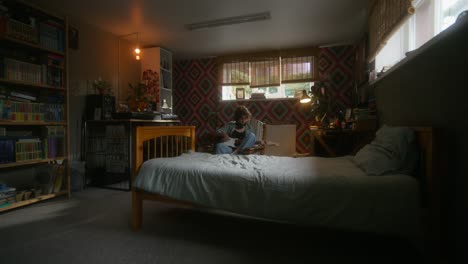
134, 152, 421, 237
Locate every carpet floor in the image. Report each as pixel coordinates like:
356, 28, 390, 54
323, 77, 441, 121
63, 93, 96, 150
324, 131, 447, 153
0, 187, 422, 264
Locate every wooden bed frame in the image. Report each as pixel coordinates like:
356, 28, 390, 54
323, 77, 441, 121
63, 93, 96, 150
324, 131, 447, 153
131, 125, 441, 260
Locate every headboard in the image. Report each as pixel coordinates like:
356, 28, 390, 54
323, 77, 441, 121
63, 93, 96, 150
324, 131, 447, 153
407, 126, 441, 259
133, 126, 196, 181
403, 127, 437, 211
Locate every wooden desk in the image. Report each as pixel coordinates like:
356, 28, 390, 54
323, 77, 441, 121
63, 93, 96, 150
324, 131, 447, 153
309, 127, 374, 157
84, 119, 180, 190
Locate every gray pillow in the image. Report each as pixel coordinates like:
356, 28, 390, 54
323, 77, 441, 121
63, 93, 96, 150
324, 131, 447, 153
354, 125, 418, 176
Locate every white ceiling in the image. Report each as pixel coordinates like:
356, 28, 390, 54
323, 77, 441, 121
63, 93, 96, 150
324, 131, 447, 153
27, 0, 368, 60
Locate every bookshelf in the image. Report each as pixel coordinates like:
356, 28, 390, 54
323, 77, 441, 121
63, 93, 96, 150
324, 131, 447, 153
141, 47, 172, 113
0, 0, 69, 211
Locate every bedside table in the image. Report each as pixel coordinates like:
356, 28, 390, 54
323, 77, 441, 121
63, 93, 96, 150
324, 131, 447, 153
309, 127, 374, 157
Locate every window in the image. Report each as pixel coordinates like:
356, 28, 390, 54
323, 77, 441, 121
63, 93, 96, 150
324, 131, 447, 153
220, 51, 317, 100
375, 0, 468, 73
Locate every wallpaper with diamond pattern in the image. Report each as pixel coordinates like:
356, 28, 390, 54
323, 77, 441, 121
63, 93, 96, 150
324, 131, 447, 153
173, 46, 356, 153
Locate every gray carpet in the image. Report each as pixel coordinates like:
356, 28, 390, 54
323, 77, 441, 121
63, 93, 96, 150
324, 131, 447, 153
0, 188, 421, 264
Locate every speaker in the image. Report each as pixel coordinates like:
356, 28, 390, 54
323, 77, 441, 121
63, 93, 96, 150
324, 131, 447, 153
86, 95, 115, 120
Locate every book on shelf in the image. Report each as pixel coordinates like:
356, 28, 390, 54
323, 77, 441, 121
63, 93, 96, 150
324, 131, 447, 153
0, 196, 15, 206
10, 91, 36, 101
15, 138, 43, 161
39, 20, 65, 52
0, 138, 15, 164
53, 163, 65, 193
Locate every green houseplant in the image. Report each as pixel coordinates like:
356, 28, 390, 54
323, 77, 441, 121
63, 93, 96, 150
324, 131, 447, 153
126, 83, 155, 112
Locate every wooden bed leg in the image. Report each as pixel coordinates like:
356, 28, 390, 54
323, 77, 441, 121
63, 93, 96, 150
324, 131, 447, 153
132, 189, 143, 231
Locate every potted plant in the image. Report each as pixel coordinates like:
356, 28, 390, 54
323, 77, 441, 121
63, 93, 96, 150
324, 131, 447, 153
92, 77, 112, 95
126, 83, 155, 112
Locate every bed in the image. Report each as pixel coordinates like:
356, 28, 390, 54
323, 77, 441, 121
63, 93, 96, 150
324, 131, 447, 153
131, 125, 440, 252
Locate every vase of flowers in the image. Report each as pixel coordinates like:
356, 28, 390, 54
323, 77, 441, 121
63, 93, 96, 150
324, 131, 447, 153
126, 83, 155, 112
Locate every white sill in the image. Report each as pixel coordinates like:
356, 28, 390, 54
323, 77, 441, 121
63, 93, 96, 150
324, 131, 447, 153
220, 98, 300, 102
369, 17, 468, 86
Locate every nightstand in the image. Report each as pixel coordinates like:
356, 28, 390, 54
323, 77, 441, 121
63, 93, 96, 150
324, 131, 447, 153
309, 127, 374, 157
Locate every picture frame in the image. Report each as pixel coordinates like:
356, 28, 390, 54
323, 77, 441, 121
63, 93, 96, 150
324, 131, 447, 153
93, 108, 102, 120
68, 26, 79, 50
236, 88, 245, 99
345, 108, 352, 121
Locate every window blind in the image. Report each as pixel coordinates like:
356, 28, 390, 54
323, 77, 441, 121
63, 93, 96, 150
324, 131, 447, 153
219, 61, 250, 85
368, 0, 415, 62
250, 57, 280, 88
281, 55, 315, 83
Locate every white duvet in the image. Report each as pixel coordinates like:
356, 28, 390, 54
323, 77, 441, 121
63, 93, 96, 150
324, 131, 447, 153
134, 152, 421, 237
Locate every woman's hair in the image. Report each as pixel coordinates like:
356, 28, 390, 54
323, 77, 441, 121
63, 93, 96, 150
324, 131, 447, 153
233, 105, 252, 121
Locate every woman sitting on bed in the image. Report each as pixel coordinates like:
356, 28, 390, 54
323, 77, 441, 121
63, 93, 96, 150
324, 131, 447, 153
215, 105, 256, 154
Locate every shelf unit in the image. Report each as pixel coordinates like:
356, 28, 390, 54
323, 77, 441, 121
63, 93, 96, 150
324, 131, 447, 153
0, 0, 70, 212
141, 47, 172, 113
84, 120, 180, 191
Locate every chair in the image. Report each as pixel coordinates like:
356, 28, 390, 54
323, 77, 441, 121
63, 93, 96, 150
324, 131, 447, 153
263, 124, 296, 157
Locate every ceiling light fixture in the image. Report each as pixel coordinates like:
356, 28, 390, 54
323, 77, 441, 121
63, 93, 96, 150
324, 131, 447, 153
119, 32, 142, 61
185, 11, 271, 31
134, 32, 141, 60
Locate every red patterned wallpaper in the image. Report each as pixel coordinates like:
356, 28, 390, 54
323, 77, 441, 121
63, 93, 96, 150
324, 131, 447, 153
173, 46, 356, 153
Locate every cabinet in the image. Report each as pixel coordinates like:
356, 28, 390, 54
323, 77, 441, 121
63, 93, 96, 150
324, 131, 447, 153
141, 47, 172, 113
0, 0, 69, 212
84, 120, 179, 191
309, 127, 375, 157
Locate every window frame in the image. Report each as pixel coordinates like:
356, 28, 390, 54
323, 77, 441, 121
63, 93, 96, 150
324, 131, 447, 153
373, 0, 468, 81
218, 48, 319, 101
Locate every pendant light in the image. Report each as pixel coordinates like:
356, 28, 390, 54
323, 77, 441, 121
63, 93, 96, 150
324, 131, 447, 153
134, 32, 141, 60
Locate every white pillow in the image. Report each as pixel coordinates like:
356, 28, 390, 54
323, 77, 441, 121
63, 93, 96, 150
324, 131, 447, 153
354, 125, 418, 176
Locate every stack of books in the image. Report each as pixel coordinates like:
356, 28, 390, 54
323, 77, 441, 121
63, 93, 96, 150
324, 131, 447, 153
0, 185, 16, 207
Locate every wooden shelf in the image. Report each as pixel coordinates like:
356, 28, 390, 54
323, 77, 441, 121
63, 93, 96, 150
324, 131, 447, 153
0, 0, 70, 215
0, 78, 66, 90
0, 121, 67, 126
1, 36, 65, 56
0, 191, 68, 213
0, 157, 67, 169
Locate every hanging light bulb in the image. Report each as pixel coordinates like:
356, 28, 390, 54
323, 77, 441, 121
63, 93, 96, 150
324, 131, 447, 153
134, 32, 141, 60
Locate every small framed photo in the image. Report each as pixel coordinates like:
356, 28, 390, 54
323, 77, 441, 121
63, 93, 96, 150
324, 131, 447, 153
236, 88, 245, 99
345, 108, 352, 121
94, 108, 102, 120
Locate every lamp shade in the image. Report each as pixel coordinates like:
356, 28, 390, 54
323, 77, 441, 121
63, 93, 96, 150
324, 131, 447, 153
300, 89, 311, 103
